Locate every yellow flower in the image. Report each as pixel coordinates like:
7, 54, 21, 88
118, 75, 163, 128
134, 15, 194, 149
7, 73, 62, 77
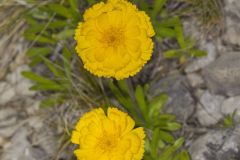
71, 107, 145, 160
75, 0, 155, 79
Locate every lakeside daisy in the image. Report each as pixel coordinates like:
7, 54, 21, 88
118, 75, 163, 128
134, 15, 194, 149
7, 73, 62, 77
75, 0, 155, 79
71, 107, 145, 160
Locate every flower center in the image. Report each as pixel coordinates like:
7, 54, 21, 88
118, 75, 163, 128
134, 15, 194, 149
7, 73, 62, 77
98, 135, 118, 152
102, 27, 125, 48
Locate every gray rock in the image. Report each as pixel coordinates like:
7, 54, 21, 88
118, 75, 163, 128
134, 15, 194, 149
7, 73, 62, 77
221, 96, 240, 120
0, 108, 16, 120
223, 0, 240, 46
150, 73, 195, 121
187, 73, 204, 88
185, 42, 217, 73
0, 82, 16, 105
6, 65, 29, 84
6, 65, 35, 97
196, 91, 225, 126
0, 82, 8, 94
224, 0, 240, 19
15, 79, 35, 97
27, 116, 44, 131
189, 125, 240, 160
0, 108, 23, 138
183, 18, 202, 41
223, 17, 240, 46
0, 30, 28, 80
1, 128, 46, 160
202, 52, 240, 96
26, 100, 40, 115
0, 136, 7, 147
1, 128, 30, 160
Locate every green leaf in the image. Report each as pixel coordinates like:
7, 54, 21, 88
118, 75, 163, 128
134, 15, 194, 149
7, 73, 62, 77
117, 80, 130, 95
24, 24, 45, 34
24, 33, 56, 44
158, 114, 176, 122
87, 0, 96, 5
22, 71, 66, 91
68, 0, 79, 12
42, 58, 64, 77
189, 49, 207, 57
158, 17, 181, 27
159, 130, 175, 144
26, 47, 52, 57
144, 154, 154, 160
135, 85, 148, 119
156, 26, 176, 38
48, 4, 73, 19
48, 20, 70, 29
179, 150, 190, 160
40, 95, 62, 108
109, 81, 133, 112
184, 36, 195, 48
53, 29, 75, 40
158, 139, 165, 149
151, 0, 167, 19
160, 122, 182, 131
223, 110, 237, 127
159, 138, 185, 160
62, 46, 73, 61
32, 9, 50, 20
164, 50, 182, 58
173, 138, 185, 149
26, 47, 53, 66
22, 71, 56, 84
30, 83, 65, 91
145, 138, 151, 152
62, 46, 73, 78
172, 153, 181, 160
25, 16, 38, 25
139, 0, 149, 13
175, 22, 186, 49
148, 94, 168, 118
150, 128, 160, 158
159, 146, 176, 160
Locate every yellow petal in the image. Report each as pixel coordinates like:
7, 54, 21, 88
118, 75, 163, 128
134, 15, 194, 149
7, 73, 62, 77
76, 36, 91, 50
107, 10, 124, 27
74, 22, 83, 41
71, 131, 80, 144
96, 13, 110, 32
107, 108, 135, 135
125, 25, 140, 37
83, 2, 105, 20
126, 39, 140, 53
94, 47, 109, 62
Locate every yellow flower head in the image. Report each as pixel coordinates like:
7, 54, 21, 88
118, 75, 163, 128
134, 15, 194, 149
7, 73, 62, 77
71, 107, 145, 160
75, 0, 155, 79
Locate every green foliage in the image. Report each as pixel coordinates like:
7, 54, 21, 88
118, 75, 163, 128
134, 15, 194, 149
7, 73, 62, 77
156, 17, 207, 61
22, 0, 206, 107
180, 0, 223, 35
223, 110, 237, 128
133, 0, 207, 62
163, 36, 207, 62
22, 0, 106, 108
109, 80, 190, 160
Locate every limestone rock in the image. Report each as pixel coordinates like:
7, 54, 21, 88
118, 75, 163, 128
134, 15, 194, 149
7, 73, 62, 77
202, 52, 240, 96
221, 96, 240, 120
189, 125, 240, 160
196, 91, 225, 126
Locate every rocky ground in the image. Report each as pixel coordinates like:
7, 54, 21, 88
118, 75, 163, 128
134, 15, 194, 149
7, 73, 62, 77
0, 0, 240, 160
